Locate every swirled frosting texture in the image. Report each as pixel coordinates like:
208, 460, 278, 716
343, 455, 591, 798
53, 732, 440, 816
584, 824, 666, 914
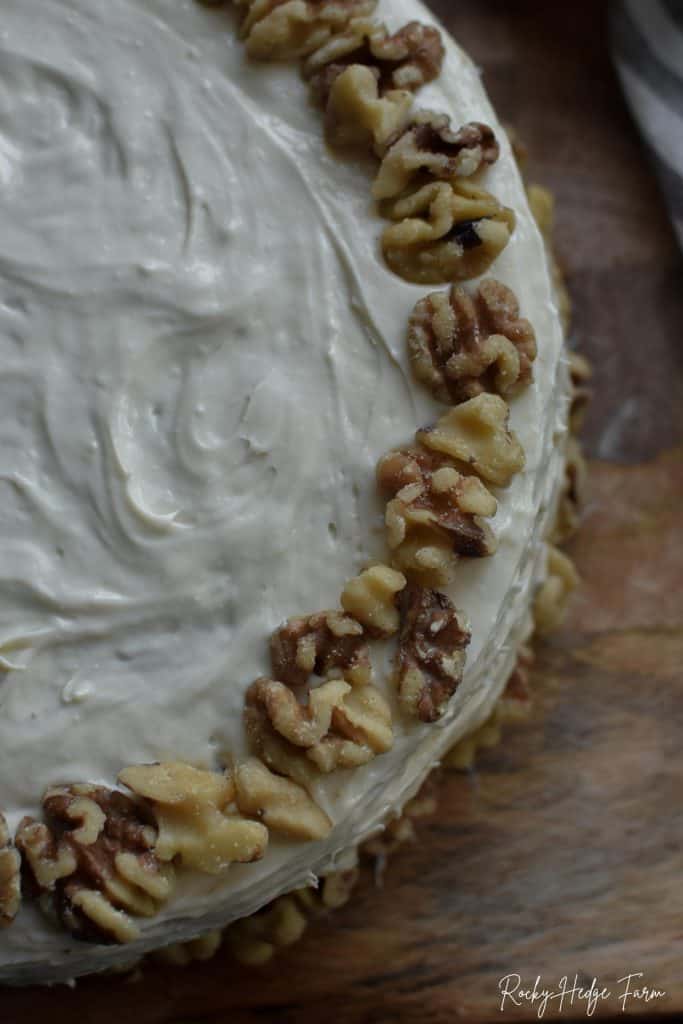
0, 0, 567, 982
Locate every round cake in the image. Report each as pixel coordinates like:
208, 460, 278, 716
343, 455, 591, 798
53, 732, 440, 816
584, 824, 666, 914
0, 0, 571, 984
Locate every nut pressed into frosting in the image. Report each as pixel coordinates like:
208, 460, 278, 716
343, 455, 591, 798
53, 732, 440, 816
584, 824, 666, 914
15, 784, 173, 944
0, 815, 21, 929
394, 584, 471, 721
119, 763, 268, 875
417, 394, 525, 488
381, 180, 515, 285
270, 610, 372, 688
408, 278, 537, 405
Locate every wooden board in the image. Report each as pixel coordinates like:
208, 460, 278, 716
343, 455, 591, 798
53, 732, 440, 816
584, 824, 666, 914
4, 1, 683, 1020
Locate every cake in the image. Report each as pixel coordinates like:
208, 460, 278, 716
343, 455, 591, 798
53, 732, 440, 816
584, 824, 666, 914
0, 0, 577, 984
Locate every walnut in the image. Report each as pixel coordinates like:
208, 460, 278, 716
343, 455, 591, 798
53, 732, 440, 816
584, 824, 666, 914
152, 930, 222, 967
306, 19, 444, 102
416, 394, 525, 488
568, 350, 593, 434
324, 64, 412, 154
381, 179, 515, 285
533, 544, 580, 635
0, 813, 20, 928
226, 892, 309, 965
246, 676, 393, 775
15, 784, 174, 944
320, 866, 359, 907
408, 278, 537, 405
234, 758, 332, 840
377, 447, 497, 586
527, 183, 572, 333
373, 114, 499, 201
119, 763, 268, 875
446, 644, 535, 770
340, 564, 406, 637
237, 0, 378, 60
270, 609, 371, 688
552, 436, 588, 544
393, 583, 470, 721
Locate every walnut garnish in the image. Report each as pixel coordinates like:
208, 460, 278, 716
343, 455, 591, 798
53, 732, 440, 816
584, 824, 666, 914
417, 394, 525, 488
393, 583, 471, 722
568, 350, 593, 434
236, 0, 378, 60
270, 609, 372, 688
0, 813, 20, 928
306, 20, 444, 102
408, 278, 537, 405
119, 763, 268, 875
377, 447, 497, 586
340, 564, 406, 637
15, 784, 174, 944
373, 114, 499, 201
446, 644, 535, 770
324, 64, 412, 153
246, 676, 393, 775
234, 758, 332, 840
552, 436, 588, 544
381, 179, 515, 285
533, 545, 580, 634
227, 892, 309, 966
152, 929, 222, 967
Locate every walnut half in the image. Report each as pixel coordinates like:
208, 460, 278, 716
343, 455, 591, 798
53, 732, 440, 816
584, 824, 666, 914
394, 584, 471, 722
381, 179, 515, 285
0, 813, 20, 928
15, 784, 174, 944
305, 19, 444, 102
373, 114, 499, 201
377, 447, 497, 587
408, 278, 537, 405
119, 763, 268, 875
270, 609, 372, 688
246, 674, 393, 777
324, 64, 412, 153
237, 0, 378, 60
417, 393, 525, 488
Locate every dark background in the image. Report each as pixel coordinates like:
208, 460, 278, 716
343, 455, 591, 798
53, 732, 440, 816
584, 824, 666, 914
4, 2, 683, 1021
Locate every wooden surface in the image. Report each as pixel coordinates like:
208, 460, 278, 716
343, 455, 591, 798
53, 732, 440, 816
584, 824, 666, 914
5, 2, 683, 1021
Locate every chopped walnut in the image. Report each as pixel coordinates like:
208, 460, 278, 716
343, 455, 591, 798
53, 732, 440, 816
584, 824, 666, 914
340, 564, 406, 637
15, 784, 173, 944
527, 183, 572, 333
152, 929, 222, 967
446, 644, 535, 770
381, 179, 515, 285
408, 278, 537, 405
394, 584, 471, 722
320, 866, 359, 908
226, 892, 309, 966
417, 393, 525, 488
246, 676, 393, 775
0, 813, 20, 928
119, 763, 268, 875
306, 19, 444, 102
568, 350, 593, 434
270, 609, 372, 688
552, 436, 588, 544
533, 544, 580, 635
324, 64, 412, 153
237, 0, 378, 60
373, 114, 499, 200
376, 447, 497, 586
234, 758, 332, 840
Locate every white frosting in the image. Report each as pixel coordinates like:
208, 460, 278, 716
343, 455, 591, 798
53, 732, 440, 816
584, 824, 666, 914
0, 0, 568, 983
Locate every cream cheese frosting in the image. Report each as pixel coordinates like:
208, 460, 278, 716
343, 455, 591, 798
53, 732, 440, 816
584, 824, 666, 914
0, 0, 568, 983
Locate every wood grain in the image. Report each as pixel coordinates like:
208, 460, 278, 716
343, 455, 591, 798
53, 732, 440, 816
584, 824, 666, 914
4, 2, 683, 1021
